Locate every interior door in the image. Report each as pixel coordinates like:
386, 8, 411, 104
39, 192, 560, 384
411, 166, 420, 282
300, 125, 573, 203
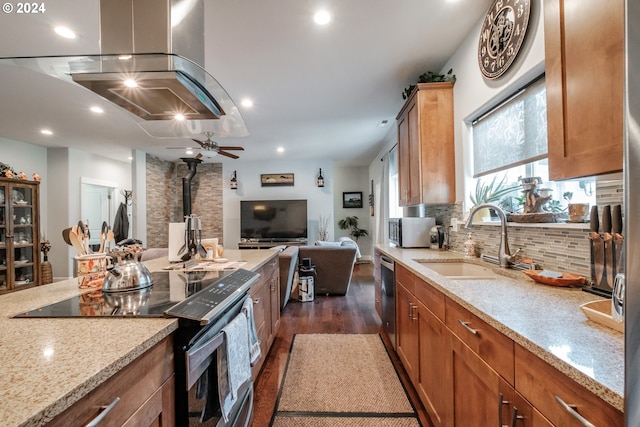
81, 183, 114, 248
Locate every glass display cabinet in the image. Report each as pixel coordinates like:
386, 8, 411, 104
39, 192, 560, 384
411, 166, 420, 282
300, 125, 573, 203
0, 177, 41, 293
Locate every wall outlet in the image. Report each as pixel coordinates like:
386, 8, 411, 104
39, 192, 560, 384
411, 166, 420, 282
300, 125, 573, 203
450, 218, 460, 232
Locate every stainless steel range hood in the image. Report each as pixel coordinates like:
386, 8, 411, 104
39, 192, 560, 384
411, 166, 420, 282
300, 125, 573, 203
0, 0, 247, 136
72, 0, 222, 121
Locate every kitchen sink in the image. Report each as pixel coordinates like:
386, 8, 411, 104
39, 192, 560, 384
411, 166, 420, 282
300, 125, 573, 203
414, 261, 496, 280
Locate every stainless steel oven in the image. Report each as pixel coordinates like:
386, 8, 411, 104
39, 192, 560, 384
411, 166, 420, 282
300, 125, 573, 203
174, 295, 254, 427
380, 255, 396, 349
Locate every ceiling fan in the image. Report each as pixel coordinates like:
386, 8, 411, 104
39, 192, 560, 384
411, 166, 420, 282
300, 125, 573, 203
168, 131, 244, 159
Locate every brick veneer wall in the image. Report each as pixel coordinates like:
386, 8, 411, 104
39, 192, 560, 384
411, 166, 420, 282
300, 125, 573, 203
146, 155, 223, 248
420, 179, 623, 281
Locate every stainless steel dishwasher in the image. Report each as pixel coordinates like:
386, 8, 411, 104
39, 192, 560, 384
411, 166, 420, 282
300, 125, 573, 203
380, 255, 396, 349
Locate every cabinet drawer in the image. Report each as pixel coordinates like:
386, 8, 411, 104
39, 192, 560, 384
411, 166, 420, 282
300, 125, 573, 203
414, 276, 444, 321
514, 344, 623, 427
48, 336, 174, 427
396, 264, 415, 294
445, 297, 514, 385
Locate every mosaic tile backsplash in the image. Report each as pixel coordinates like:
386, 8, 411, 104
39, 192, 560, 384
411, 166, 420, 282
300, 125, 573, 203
421, 180, 623, 282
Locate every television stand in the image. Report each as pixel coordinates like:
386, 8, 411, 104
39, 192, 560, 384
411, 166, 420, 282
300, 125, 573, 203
238, 241, 307, 250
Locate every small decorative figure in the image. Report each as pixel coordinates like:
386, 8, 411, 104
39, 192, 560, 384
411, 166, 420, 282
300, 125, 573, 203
18, 171, 27, 180
32, 173, 41, 182
519, 176, 551, 214
2, 169, 14, 179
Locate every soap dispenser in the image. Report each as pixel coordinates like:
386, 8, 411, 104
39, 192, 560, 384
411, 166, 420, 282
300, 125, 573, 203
464, 233, 477, 258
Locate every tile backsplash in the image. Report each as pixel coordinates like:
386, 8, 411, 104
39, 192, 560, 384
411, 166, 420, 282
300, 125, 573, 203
419, 179, 623, 281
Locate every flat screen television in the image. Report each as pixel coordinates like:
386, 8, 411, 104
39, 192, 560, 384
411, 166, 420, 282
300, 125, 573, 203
240, 199, 308, 241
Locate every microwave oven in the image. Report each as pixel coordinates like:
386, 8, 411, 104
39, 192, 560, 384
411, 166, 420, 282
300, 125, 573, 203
388, 217, 435, 248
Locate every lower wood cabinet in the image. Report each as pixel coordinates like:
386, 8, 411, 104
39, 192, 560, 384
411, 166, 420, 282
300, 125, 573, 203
393, 263, 620, 427
48, 336, 175, 427
250, 254, 280, 379
515, 343, 623, 427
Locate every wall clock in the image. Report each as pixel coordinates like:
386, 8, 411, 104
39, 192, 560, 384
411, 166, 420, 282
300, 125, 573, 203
478, 0, 531, 79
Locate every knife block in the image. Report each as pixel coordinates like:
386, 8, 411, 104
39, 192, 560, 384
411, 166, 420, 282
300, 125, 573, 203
589, 235, 623, 296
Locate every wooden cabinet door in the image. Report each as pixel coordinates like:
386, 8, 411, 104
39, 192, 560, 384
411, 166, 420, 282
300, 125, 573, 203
269, 269, 280, 338
122, 374, 175, 427
397, 110, 411, 206
450, 334, 513, 427
415, 300, 451, 427
374, 250, 382, 319
545, 0, 624, 180
396, 283, 419, 381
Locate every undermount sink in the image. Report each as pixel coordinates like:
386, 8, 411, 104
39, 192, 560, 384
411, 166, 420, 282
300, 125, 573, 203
414, 261, 496, 280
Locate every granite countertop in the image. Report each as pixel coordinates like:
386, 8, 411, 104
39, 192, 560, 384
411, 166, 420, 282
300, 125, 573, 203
376, 244, 624, 412
0, 249, 278, 427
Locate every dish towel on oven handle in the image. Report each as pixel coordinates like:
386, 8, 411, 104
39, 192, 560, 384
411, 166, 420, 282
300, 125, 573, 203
242, 295, 262, 366
217, 311, 251, 423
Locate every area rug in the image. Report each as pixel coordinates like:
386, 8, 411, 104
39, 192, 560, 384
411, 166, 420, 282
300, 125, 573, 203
270, 334, 420, 426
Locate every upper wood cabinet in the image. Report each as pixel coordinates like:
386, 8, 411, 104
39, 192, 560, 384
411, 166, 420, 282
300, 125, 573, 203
396, 82, 455, 206
545, 0, 624, 180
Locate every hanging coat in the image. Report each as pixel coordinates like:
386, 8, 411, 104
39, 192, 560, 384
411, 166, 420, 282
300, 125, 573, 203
113, 202, 129, 244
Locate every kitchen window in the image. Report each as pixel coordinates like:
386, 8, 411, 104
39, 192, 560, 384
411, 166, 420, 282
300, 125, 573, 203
471, 76, 595, 215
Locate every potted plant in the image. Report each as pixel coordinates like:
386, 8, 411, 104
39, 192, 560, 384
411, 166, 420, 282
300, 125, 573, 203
338, 216, 368, 242
402, 68, 456, 99
469, 175, 518, 221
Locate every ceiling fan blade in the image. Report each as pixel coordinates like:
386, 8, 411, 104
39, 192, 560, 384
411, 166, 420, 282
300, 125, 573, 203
218, 150, 240, 159
217, 146, 244, 151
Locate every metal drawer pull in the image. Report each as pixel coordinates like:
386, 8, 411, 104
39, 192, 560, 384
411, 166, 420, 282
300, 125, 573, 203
511, 407, 524, 427
408, 302, 413, 319
458, 319, 479, 335
497, 393, 509, 427
85, 397, 120, 427
554, 396, 596, 427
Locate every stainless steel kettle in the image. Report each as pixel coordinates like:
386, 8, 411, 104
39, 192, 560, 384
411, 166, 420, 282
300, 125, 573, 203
102, 250, 152, 292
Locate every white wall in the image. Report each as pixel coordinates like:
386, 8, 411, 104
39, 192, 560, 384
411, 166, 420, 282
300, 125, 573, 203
333, 165, 372, 259
442, 2, 546, 209
222, 160, 334, 250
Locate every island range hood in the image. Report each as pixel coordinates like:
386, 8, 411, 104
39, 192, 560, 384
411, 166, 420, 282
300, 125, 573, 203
0, 0, 247, 136
71, 0, 222, 121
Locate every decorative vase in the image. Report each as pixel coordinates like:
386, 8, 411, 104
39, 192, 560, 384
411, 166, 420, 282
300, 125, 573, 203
41, 257, 53, 285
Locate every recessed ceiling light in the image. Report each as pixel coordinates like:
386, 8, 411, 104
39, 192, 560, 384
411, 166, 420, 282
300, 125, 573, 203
118, 55, 132, 60
128, 156, 133, 160
314, 10, 331, 25
90, 106, 104, 114
277, 147, 285, 153
186, 149, 194, 155
241, 98, 254, 108
377, 119, 389, 127
175, 113, 185, 121
54, 26, 76, 39
124, 78, 138, 88
40, 129, 53, 135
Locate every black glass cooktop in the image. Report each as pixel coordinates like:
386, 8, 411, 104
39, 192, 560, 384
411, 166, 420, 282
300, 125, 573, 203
13, 270, 238, 318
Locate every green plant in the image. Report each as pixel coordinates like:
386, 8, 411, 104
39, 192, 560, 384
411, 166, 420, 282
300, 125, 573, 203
547, 199, 563, 213
470, 175, 518, 206
402, 68, 456, 99
338, 216, 368, 242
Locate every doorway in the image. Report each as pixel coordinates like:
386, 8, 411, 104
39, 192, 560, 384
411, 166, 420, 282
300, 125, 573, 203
80, 178, 118, 250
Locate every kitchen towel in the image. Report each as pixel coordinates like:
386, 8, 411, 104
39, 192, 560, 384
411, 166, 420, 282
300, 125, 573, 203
242, 295, 262, 366
217, 311, 251, 422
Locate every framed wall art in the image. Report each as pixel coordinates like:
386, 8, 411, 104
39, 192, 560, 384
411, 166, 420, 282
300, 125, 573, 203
261, 173, 294, 187
343, 191, 363, 208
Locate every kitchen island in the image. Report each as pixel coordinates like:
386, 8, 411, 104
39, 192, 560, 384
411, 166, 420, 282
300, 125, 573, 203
0, 249, 278, 427
377, 244, 624, 426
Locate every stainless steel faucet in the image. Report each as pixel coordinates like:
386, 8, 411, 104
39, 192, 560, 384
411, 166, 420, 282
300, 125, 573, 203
465, 203, 513, 268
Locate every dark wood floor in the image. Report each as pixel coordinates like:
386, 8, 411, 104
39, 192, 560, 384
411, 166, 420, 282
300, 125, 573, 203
251, 263, 432, 427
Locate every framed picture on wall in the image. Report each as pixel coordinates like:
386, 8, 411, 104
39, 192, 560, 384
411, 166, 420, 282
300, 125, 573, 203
261, 173, 294, 187
343, 191, 363, 208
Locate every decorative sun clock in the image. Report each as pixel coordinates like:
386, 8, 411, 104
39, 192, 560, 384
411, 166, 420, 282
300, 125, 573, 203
478, 0, 531, 79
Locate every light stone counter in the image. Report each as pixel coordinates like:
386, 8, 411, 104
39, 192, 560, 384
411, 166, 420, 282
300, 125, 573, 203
0, 249, 278, 427
376, 244, 624, 412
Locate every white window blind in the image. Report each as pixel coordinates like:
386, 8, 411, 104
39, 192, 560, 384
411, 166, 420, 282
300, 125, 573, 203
472, 77, 547, 178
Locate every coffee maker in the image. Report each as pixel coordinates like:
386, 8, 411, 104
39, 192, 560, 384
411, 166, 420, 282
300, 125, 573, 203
429, 226, 446, 250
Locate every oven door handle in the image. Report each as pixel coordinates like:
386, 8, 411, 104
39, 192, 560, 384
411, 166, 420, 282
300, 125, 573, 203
185, 331, 225, 390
